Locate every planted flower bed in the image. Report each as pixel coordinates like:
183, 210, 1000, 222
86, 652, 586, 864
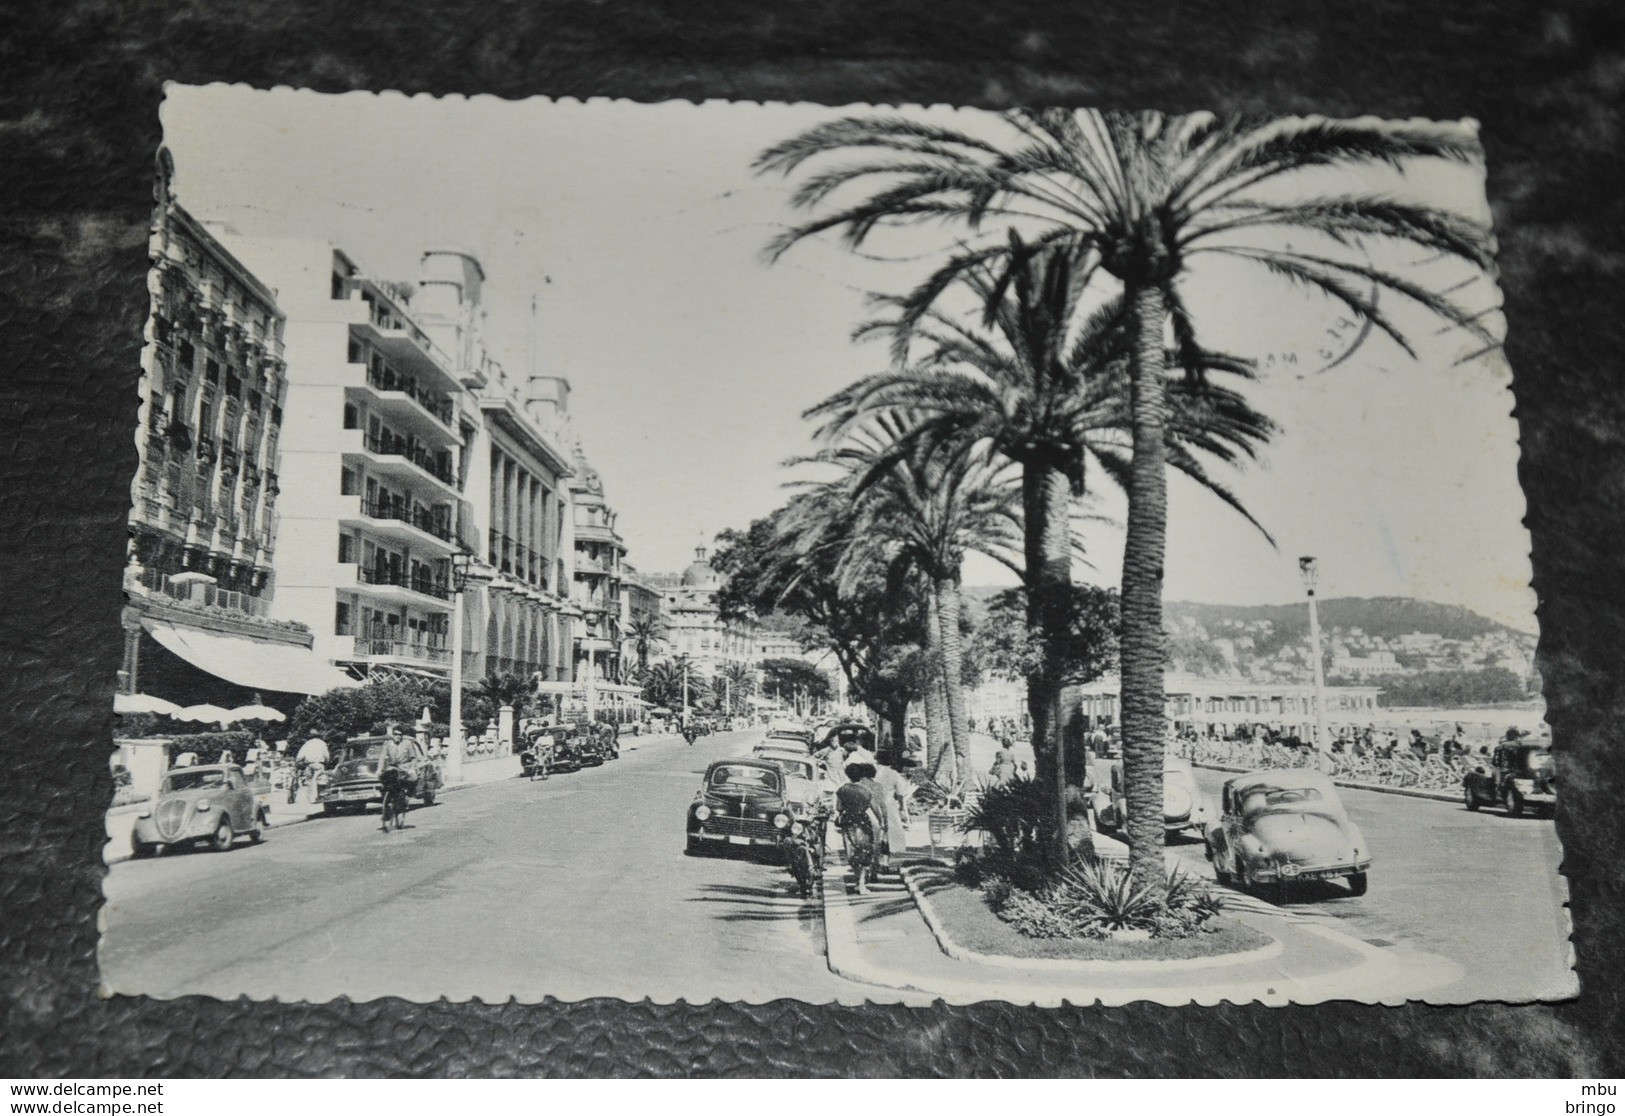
916, 863, 1271, 963
928, 776, 1271, 961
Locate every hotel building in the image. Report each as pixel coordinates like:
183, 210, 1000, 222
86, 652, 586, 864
121, 156, 354, 706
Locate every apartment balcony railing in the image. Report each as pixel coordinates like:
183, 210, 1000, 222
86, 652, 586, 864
362, 432, 456, 486
365, 365, 455, 427
127, 566, 271, 618
357, 565, 452, 601
361, 497, 453, 542
353, 636, 450, 664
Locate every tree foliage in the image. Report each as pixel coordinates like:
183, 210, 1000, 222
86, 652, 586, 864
973, 585, 1121, 687
758, 657, 833, 704
288, 674, 451, 744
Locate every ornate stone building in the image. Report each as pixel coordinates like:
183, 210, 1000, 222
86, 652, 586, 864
121, 153, 352, 707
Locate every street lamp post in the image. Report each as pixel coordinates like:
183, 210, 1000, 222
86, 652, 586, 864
1299, 556, 1331, 760
681, 657, 690, 728
449, 550, 492, 787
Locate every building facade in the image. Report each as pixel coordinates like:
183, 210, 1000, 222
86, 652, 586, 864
121, 157, 354, 707
216, 234, 470, 680
649, 547, 757, 671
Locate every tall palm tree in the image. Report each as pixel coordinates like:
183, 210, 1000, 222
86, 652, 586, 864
760, 108, 1495, 892
808, 416, 1024, 784
719, 660, 756, 717
624, 614, 666, 672
808, 244, 1275, 866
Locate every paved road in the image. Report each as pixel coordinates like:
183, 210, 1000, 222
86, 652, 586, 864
1171, 766, 1576, 1003
101, 729, 905, 1004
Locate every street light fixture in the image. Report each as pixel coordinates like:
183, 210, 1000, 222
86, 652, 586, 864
448, 548, 494, 787
1299, 556, 1331, 760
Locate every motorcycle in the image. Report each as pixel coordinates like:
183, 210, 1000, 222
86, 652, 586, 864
782, 808, 829, 899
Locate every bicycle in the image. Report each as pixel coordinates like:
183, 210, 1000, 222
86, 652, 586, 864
379, 768, 410, 832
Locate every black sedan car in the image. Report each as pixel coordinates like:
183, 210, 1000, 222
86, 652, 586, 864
686, 758, 796, 856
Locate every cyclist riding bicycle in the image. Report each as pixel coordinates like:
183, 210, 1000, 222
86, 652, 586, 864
378, 727, 418, 824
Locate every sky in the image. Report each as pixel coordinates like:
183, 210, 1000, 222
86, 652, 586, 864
160, 86, 1539, 631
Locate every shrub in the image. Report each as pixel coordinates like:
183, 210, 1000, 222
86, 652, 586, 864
1051, 857, 1165, 935
996, 889, 1077, 939
959, 776, 1055, 877
974, 857, 1228, 941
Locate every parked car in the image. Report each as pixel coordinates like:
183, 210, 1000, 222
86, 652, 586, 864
755, 751, 820, 784
1204, 768, 1371, 899
765, 720, 815, 748
686, 758, 798, 856
132, 764, 266, 856
319, 736, 442, 814
1093, 755, 1211, 840
754, 742, 818, 768
1464, 741, 1555, 817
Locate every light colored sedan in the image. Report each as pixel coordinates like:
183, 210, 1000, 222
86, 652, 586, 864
1203, 768, 1371, 899
1093, 755, 1212, 840
131, 764, 266, 856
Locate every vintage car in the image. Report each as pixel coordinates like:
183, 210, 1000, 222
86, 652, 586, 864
319, 736, 442, 814
1204, 768, 1371, 898
686, 758, 800, 855
131, 763, 266, 856
1464, 741, 1555, 817
753, 741, 818, 767
815, 723, 876, 753
762, 718, 811, 742
755, 751, 820, 785
1093, 755, 1212, 839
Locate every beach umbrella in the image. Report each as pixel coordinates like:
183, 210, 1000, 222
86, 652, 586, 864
114, 693, 182, 716
226, 703, 286, 723
175, 703, 234, 725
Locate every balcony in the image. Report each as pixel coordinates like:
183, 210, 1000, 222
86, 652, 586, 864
351, 636, 451, 667
342, 497, 457, 555
353, 367, 459, 447
354, 564, 453, 606
348, 431, 460, 499
348, 297, 460, 394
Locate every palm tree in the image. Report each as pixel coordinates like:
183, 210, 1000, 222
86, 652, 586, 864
760, 108, 1495, 892
806, 416, 1024, 785
719, 660, 756, 717
807, 244, 1274, 867
641, 658, 709, 716
474, 672, 532, 719
624, 614, 666, 672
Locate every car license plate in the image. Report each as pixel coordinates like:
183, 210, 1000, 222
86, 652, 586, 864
727, 835, 750, 845
1298, 868, 1345, 881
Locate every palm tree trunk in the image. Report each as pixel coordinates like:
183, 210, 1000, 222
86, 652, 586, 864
1023, 460, 1073, 870
1121, 280, 1171, 898
935, 575, 972, 787
923, 589, 952, 779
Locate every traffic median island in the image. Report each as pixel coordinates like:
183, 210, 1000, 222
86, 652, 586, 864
902, 862, 1279, 970
821, 850, 1415, 1004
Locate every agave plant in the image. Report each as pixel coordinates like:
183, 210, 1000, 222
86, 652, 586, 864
1051, 856, 1165, 934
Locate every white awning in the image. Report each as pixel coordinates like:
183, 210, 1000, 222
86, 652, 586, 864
144, 621, 360, 696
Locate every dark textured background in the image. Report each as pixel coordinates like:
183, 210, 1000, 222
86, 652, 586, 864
2, 0, 1622, 1078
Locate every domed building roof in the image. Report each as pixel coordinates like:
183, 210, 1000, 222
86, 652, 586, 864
681, 546, 721, 588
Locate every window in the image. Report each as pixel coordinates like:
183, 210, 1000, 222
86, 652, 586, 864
348, 337, 363, 363
338, 534, 355, 564
331, 271, 347, 300
340, 468, 358, 497
343, 403, 358, 430
335, 601, 352, 636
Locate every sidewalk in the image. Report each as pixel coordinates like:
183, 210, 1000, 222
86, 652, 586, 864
819, 818, 1433, 1006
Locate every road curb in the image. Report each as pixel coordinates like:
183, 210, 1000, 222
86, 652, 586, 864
897, 862, 1285, 973
1191, 761, 1462, 803
819, 863, 938, 998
